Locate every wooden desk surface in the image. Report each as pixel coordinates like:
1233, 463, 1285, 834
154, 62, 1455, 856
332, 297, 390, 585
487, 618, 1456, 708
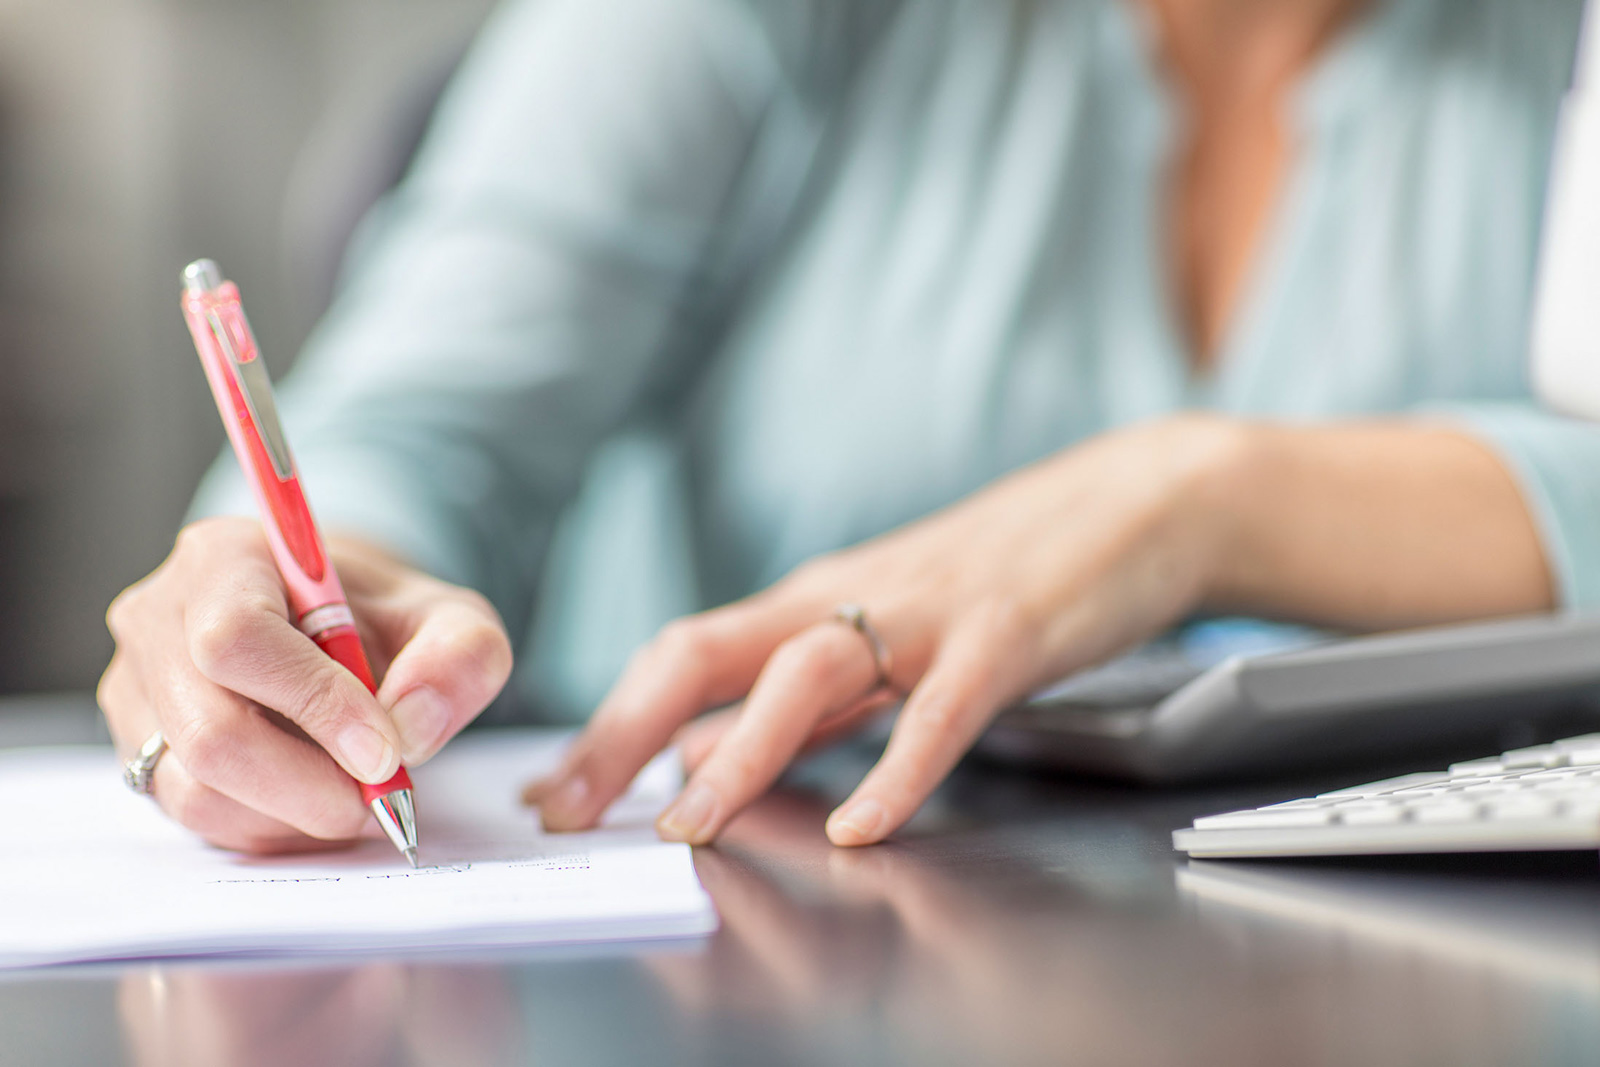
2, 694, 1597, 1067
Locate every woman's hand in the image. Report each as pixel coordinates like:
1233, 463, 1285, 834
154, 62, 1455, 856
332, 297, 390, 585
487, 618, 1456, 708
98, 516, 513, 854
528, 415, 1250, 847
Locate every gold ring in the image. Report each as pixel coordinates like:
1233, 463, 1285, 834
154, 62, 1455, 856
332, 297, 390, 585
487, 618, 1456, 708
831, 603, 894, 691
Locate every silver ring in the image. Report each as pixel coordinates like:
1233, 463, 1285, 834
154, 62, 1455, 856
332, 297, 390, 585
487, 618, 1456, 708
123, 731, 168, 797
831, 603, 895, 692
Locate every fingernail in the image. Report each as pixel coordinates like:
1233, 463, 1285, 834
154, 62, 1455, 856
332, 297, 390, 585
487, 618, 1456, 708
336, 723, 399, 784
390, 687, 451, 764
827, 798, 887, 845
538, 774, 590, 827
657, 783, 719, 843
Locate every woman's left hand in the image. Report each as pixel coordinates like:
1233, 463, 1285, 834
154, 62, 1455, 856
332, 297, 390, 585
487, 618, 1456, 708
526, 414, 1249, 846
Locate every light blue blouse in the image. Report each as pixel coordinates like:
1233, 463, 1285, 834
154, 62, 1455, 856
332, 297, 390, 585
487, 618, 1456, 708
194, 0, 1599, 722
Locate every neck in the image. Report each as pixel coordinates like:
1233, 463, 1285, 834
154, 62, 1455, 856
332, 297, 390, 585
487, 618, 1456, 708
1137, 0, 1371, 101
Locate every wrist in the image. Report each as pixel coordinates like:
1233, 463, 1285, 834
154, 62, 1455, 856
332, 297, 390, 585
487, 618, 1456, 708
1156, 414, 1266, 612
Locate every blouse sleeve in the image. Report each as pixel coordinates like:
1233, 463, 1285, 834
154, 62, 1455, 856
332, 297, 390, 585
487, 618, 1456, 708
1436, 401, 1600, 611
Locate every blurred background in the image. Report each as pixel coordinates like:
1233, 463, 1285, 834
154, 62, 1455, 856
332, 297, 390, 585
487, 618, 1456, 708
0, 0, 496, 696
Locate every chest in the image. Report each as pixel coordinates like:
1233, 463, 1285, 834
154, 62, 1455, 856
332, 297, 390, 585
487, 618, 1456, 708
684, 0, 1558, 586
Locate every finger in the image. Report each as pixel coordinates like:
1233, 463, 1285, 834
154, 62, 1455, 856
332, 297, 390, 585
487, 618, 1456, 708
536, 594, 821, 831
102, 574, 373, 843
98, 648, 151, 762
153, 655, 373, 840
676, 688, 899, 776
164, 692, 373, 842
787, 692, 900, 759
372, 592, 513, 764
149, 748, 336, 855
525, 706, 740, 806
185, 582, 402, 786
826, 613, 1029, 847
673, 709, 738, 776
656, 623, 878, 844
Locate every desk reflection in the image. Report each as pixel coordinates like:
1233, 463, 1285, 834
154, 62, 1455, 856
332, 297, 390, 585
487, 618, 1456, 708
1179, 857, 1600, 994
113, 790, 1252, 1067
109, 783, 1600, 1067
1177, 857, 1600, 1066
118, 962, 523, 1067
648, 793, 1292, 1066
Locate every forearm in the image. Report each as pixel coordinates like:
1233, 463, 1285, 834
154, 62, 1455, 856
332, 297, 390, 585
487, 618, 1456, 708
1199, 419, 1556, 630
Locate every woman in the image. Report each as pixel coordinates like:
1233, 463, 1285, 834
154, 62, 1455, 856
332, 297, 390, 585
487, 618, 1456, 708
101, 0, 1594, 852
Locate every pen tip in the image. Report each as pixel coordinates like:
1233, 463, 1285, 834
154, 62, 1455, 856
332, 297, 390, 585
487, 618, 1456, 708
369, 789, 420, 865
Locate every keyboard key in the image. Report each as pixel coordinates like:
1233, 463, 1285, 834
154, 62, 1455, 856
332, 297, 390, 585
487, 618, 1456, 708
1192, 807, 1335, 830
1559, 744, 1600, 767
1460, 783, 1525, 796
1389, 785, 1451, 797
1556, 797, 1600, 821
1528, 778, 1596, 794
1486, 795, 1559, 820
1256, 797, 1343, 811
1536, 766, 1599, 780
1447, 758, 1504, 776
1316, 772, 1453, 799
1336, 804, 1408, 826
1409, 797, 1484, 824
1499, 745, 1566, 770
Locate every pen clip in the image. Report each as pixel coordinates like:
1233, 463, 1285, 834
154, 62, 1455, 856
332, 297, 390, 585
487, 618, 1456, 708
206, 308, 295, 482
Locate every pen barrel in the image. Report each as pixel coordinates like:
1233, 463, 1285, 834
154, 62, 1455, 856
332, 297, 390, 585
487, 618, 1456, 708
313, 623, 378, 694
361, 767, 415, 806
313, 622, 414, 803
180, 283, 345, 619
182, 265, 414, 812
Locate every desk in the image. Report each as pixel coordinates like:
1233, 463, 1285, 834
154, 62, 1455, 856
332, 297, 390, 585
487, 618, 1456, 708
2, 695, 1597, 1067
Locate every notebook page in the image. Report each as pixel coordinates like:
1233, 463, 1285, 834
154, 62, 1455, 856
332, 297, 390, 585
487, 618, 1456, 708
0, 730, 716, 968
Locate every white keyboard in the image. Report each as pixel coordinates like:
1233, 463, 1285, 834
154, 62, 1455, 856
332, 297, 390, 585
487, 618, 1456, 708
1173, 733, 1600, 858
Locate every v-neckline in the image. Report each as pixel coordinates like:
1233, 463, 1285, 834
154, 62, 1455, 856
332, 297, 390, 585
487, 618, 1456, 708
1111, 0, 1418, 405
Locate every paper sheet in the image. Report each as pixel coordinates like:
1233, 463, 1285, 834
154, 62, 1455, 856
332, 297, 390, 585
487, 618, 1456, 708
0, 729, 716, 968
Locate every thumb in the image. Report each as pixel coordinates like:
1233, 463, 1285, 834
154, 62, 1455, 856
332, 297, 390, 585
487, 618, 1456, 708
372, 592, 514, 764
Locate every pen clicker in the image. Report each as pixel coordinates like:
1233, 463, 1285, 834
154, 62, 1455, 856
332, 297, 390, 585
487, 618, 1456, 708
180, 258, 419, 867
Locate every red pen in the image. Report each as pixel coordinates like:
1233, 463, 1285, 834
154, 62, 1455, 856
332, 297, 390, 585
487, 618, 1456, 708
180, 258, 419, 866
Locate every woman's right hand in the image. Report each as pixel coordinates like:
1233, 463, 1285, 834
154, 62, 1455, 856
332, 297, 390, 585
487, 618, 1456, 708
97, 516, 513, 854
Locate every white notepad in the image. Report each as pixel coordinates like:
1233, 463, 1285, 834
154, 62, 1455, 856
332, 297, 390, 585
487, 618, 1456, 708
0, 729, 717, 968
